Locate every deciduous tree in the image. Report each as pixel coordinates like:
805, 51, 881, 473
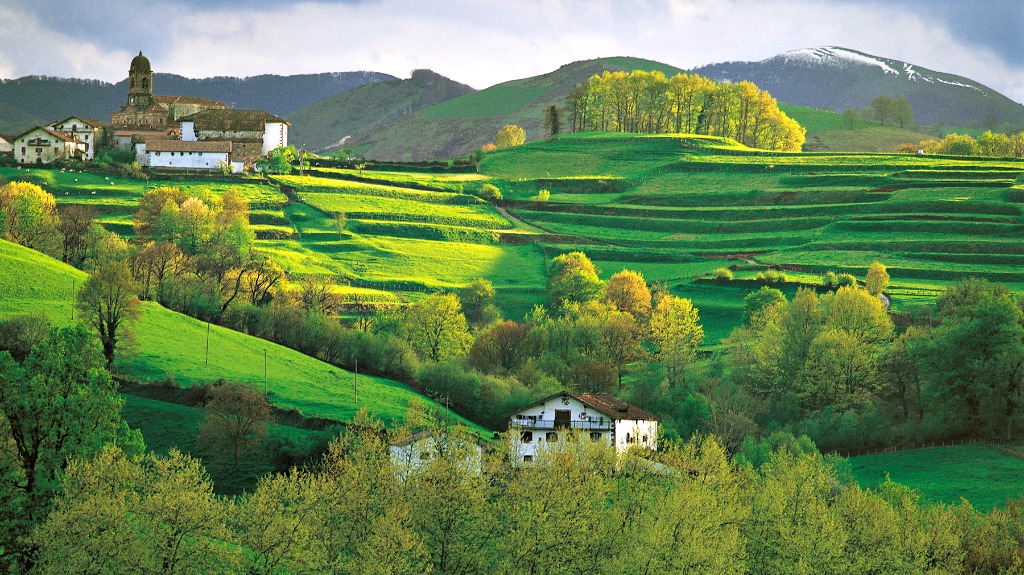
649, 294, 704, 385
865, 261, 890, 297
198, 382, 273, 471
76, 242, 141, 366
494, 124, 526, 149
603, 269, 652, 319
400, 293, 473, 362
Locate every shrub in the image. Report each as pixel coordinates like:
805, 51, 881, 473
480, 183, 502, 201
837, 273, 858, 287
119, 162, 148, 180
755, 269, 786, 283
711, 267, 733, 281
534, 189, 551, 202
822, 271, 839, 289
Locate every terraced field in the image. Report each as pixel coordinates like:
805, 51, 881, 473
478, 133, 1024, 340
5, 132, 1022, 346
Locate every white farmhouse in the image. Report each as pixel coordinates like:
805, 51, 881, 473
13, 127, 86, 165
0, 133, 13, 156
143, 139, 239, 172
508, 392, 659, 463
47, 117, 108, 160
390, 429, 484, 480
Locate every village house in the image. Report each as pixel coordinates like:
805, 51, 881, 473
12, 127, 86, 165
508, 391, 659, 463
390, 428, 484, 479
143, 139, 237, 172
0, 134, 13, 156
180, 108, 289, 158
47, 116, 109, 160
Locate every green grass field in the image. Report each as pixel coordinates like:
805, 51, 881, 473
5, 131, 1023, 351
850, 443, 1024, 511
0, 239, 487, 433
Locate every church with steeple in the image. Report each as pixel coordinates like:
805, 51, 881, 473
110, 52, 228, 131
108, 52, 288, 171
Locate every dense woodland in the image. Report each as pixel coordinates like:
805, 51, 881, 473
565, 70, 807, 151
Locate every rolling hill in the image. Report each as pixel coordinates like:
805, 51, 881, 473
0, 238, 483, 430
344, 57, 684, 161
0, 71, 394, 135
288, 69, 475, 152
694, 46, 1024, 129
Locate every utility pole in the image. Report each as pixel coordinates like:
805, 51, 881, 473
205, 321, 210, 366
353, 359, 358, 404
264, 349, 268, 396
71, 279, 74, 320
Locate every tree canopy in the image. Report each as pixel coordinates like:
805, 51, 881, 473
566, 70, 805, 151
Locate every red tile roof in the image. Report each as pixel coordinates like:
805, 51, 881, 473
573, 393, 660, 421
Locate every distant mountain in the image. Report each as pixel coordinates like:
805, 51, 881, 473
693, 47, 1024, 129
288, 69, 475, 152
0, 71, 395, 135
351, 57, 684, 161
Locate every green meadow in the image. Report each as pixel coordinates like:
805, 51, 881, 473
0, 239, 485, 432
850, 443, 1024, 511
6, 131, 1023, 347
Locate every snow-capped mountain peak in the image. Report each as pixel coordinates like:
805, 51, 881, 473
779, 47, 899, 75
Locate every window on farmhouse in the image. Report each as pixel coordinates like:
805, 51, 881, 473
643, 435, 648, 444
523, 455, 533, 462
521, 431, 533, 443
590, 432, 601, 441
626, 433, 633, 444
546, 432, 557, 442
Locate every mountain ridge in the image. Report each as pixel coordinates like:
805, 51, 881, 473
693, 46, 1024, 128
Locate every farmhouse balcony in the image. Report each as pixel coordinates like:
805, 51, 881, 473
509, 418, 613, 431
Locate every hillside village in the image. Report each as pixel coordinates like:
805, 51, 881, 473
1, 53, 288, 171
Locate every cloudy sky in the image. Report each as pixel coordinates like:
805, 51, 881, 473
1, 0, 1021, 102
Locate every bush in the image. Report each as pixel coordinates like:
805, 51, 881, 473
711, 267, 733, 281
418, 360, 482, 415
534, 189, 551, 202
479, 183, 502, 201
755, 269, 786, 283
822, 271, 839, 289
836, 273, 858, 287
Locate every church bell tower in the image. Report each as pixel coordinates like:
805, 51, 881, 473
128, 51, 154, 108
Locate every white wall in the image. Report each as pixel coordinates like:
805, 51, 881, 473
510, 395, 615, 460
49, 119, 98, 159
14, 129, 81, 165
614, 419, 658, 452
263, 122, 287, 156
148, 149, 229, 170
180, 121, 197, 142
390, 435, 482, 480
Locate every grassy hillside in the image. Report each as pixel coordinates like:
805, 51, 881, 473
851, 443, 1024, 511
7, 131, 1024, 352
288, 69, 475, 153
478, 132, 1024, 342
0, 239, 485, 431
353, 57, 685, 161
781, 104, 937, 153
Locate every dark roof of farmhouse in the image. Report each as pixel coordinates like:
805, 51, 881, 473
154, 94, 228, 108
574, 393, 660, 421
146, 140, 231, 153
179, 109, 288, 131
51, 116, 109, 129
15, 127, 79, 142
516, 392, 659, 422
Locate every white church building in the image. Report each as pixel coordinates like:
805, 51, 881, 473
508, 392, 659, 463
